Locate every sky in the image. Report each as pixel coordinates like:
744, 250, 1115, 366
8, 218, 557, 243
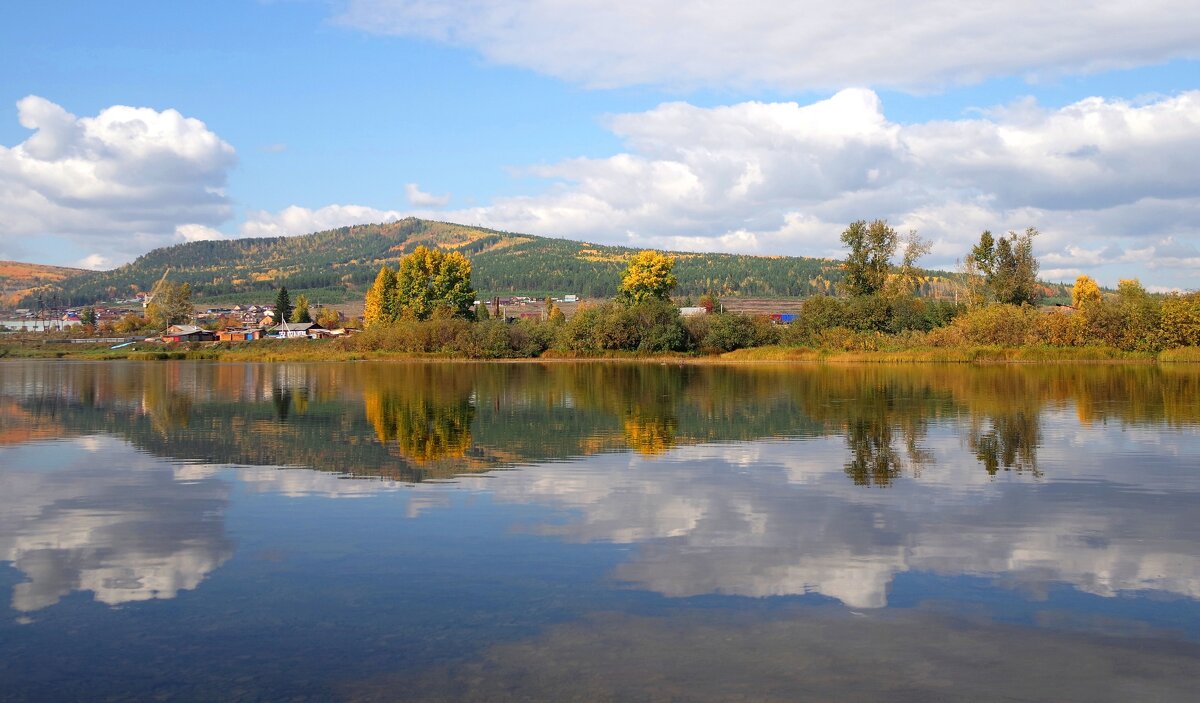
0, 0, 1198, 290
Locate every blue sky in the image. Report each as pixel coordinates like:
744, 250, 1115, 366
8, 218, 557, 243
1, 0, 1198, 288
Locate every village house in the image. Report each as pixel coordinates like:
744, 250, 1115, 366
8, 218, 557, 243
270, 321, 322, 339
162, 325, 216, 343
217, 327, 265, 342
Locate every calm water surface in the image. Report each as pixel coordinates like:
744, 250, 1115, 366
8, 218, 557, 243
1, 360, 1198, 701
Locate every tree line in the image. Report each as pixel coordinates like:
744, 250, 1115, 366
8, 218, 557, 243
340, 219, 1199, 357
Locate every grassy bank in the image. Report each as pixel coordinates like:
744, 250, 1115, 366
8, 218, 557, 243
2, 339, 1190, 364
718, 345, 1159, 364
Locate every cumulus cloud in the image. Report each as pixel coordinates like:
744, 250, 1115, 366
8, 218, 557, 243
337, 1, 1200, 91
240, 203, 406, 237
76, 253, 112, 270
228, 88, 1199, 287
0, 96, 237, 265
0, 437, 233, 614
446, 416, 1200, 609
400, 89, 1198, 287
405, 182, 450, 207
175, 223, 226, 242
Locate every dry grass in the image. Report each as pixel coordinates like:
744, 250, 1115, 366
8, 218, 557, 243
1159, 346, 1200, 363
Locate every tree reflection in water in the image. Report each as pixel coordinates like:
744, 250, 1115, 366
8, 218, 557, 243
362, 365, 476, 464
1, 361, 1197, 485
970, 410, 1041, 476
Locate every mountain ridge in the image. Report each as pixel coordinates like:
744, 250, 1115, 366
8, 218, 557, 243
34, 218, 870, 306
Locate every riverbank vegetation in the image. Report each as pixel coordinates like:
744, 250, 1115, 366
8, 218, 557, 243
7, 220, 1198, 363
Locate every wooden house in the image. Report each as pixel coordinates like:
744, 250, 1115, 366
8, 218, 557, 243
270, 322, 323, 339
162, 325, 216, 343
217, 327, 264, 342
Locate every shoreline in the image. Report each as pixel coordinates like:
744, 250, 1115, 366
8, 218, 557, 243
2, 342, 1195, 364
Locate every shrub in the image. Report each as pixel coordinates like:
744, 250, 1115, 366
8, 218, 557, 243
555, 300, 689, 353
702, 313, 779, 352
1032, 311, 1085, 347
1159, 293, 1200, 349
844, 294, 892, 332
935, 304, 1039, 347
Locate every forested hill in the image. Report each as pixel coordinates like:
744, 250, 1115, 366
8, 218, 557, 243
43, 218, 857, 305
1, 261, 87, 307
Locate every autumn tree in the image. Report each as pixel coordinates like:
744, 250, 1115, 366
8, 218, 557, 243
889, 231, 932, 296
113, 312, 148, 334
146, 282, 193, 328
395, 246, 476, 320
80, 306, 97, 328
617, 250, 678, 304
363, 265, 397, 328
968, 228, 1041, 306
1115, 279, 1161, 351
1159, 292, 1200, 348
961, 231, 995, 307
291, 294, 312, 324
1071, 275, 1102, 308
316, 306, 342, 329
840, 219, 897, 297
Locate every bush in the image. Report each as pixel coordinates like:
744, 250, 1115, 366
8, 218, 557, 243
932, 304, 1039, 347
555, 300, 689, 353
702, 313, 779, 352
506, 319, 555, 357
813, 327, 880, 351
800, 295, 848, 330
844, 294, 892, 332
1032, 311, 1085, 347
1160, 293, 1200, 349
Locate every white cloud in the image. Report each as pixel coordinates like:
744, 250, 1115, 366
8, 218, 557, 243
405, 182, 450, 207
439, 421, 1200, 609
337, 1, 1200, 91
0, 96, 237, 264
0, 437, 233, 613
240, 203, 407, 237
408, 89, 1200, 287
228, 88, 1198, 288
76, 253, 112, 270
175, 223, 226, 242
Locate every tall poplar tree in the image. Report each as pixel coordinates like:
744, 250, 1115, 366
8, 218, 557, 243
840, 220, 897, 297
364, 265, 397, 327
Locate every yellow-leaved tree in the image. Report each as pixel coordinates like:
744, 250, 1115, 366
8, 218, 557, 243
363, 265, 397, 328
395, 246, 475, 320
1071, 275, 1102, 308
617, 250, 677, 304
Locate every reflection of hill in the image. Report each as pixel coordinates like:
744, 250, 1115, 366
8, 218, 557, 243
0, 398, 65, 445
2, 361, 1198, 485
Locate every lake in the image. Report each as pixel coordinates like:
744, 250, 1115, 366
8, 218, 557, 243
1, 360, 1198, 701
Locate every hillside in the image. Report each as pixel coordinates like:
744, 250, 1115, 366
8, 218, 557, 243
0, 261, 87, 307
40, 218, 863, 306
